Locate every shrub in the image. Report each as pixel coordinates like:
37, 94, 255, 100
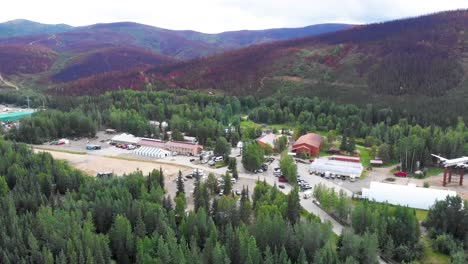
433, 234, 457, 255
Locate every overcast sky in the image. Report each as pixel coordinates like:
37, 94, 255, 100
2, 0, 468, 33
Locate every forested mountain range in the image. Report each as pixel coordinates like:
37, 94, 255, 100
0, 20, 350, 86
49, 10, 468, 122
1, 11, 468, 122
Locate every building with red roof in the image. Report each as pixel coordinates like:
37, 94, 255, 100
292, 133, 323, 156
138, 138, 203, 156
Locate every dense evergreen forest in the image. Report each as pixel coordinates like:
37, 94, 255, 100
0, 138, 384, 263
2, 89, 468, 262
3, 89, 467, 172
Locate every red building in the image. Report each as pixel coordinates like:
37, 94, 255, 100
292, 133, 323, 156
331, 155, 361, 163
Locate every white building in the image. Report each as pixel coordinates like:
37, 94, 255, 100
362, 182, 457, 210
134, 146, 170, 159
309, 158, 363, 178
111, 133, 140, 145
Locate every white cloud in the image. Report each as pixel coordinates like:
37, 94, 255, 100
1, 0, 468, 33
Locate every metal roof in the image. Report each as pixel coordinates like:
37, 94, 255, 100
309, 158, 363, 177
0, 111, 33, 122
362, 182, 457, 210
293, 133, 323, 148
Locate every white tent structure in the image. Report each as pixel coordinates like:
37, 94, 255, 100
309, 158, 363, 178
134, 146, 170, 159
362, 182, 457, 210
111, 133, 140, 145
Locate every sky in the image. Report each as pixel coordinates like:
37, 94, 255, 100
1, 0, 468, 33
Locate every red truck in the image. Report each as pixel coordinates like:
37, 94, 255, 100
394, 171, 408, 177
278, 177, 288, 182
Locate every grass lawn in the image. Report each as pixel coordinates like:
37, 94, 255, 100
420, 236, 450, 264
415, 209, 429, 222
381, 161, 399, 168
356, 146, 371, 167
240, 120, 258, 128
215, 163, 227, 169
34, 147, 86, 155
426, 167, 444, 177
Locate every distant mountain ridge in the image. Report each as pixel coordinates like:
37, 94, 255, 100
47, 10, 468, 123
0, 19, 72, 38
0, 20, 351, 85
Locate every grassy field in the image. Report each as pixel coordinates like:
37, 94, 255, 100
356, 146, 371, 167
415, 209, 429, 222
240, 120, 257, 128
420, 237, 450, 264
34, 147, 86, 155
426, 167, 444, 177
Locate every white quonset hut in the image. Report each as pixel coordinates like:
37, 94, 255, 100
362, 182, 457, 210
309, 158, 363, 178
134, 146, 170, 159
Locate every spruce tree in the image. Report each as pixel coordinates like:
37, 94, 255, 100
176, 170, 185, 196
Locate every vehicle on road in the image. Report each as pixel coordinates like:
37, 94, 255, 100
235, 189, 241, 195
97, 172, 113, 178
193, 169, 204, 177
185, 174, 193, 179
189, 158, 195, 162
86, 145, 101, 150
394, 171, 408, 177
278, 184, 285, 189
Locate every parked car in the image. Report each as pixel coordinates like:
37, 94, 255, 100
86, 145, 101, 150
235, 189, 241, 195
189, 158, 196, 162
278, 177, 288, 182
261, 164, 268, 171
127, 144, 137, 150
254, 168, 264, 173
394, 171, 408, 177
214, 156, 224, 162
278, 184, 285, 189
208, 160, 216, 166
185, 174, 193, 179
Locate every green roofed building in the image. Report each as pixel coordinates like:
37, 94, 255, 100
0, 111, 33, 122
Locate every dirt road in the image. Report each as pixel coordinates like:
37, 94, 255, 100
34, 149, 193, 182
